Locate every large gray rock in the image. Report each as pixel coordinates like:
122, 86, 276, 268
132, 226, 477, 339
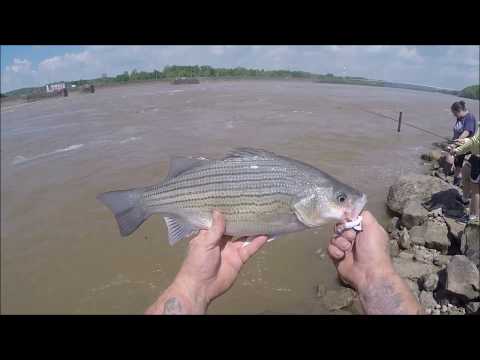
401, 200, 429, 229
321, 288, 356, 311
433, 254, 451, 268
421, 273, 439, 292
446, 255, 480, 301
386, 174, 455, 215
398, 228, 411, 249
413, 245, 438, 264
423, 220, 450, 254
410, 225, 426, 246
420, 290, 438, 309
392, 257, 439, 280
461, 223, 480, 268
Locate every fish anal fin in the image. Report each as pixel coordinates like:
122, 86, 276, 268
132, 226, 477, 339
164, 216, 198, 245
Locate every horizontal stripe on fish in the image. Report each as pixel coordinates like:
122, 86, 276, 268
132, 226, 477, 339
145, 191, 293, 208
156, 164, 298, 189
144, 175, 298, 199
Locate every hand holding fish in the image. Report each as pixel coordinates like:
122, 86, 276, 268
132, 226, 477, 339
145, 211, 268, 314
328, 211, 423, 314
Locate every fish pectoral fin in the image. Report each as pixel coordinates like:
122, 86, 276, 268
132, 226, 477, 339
166, 156, 210, 180
164, 216, 198, 246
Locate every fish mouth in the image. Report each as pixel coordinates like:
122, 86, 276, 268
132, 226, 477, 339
351, 193, 367, 219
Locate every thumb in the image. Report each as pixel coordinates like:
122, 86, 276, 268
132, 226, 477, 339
360, 210, 377, 228
205, 210, 226, 246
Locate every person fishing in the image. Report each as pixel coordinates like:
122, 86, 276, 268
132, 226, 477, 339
444, 101, 477, 187
145, 210, 423, 315
451, 123, 480, 223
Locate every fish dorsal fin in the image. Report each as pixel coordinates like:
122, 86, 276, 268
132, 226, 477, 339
224, 147, 279, 160
163, 216, 198, 245
166, 156, 210, 180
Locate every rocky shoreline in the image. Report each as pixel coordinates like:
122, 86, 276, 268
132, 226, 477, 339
316, 143, 479, 315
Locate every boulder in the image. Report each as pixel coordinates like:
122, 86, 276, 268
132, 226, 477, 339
392, 256, 439, 280
386, 174, 454, 215
413, 245, 438, 264
410, 225, 426, 246
419, 290, 438, 309
389, 240, 400, 258
461, 222, 480, 268
400, 200, 429, 229
321, 288, 356, 311
398, 251, 415, 261
423, 220, 450, 254
386, 217, 400, 233
420, 273, 439, 292
398, 228, 411, 249
446, 255, 480, 301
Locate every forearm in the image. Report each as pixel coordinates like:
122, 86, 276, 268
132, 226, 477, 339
358, 270, 424, 315
145, 275, 209, 315
458, 130, 470, 140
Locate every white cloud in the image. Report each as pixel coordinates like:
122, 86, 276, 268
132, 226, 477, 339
1, 45, 478, 93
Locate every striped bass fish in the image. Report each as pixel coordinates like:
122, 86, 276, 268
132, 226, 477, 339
97, 148, 367, 245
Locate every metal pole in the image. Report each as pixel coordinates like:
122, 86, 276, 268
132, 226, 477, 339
397, 111, 403, 132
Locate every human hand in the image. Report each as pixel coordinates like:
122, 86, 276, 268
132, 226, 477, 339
173, 211, 268, 310
327, 210, 395, 292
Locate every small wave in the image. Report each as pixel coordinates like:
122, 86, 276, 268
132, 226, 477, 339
119, 136, 141, 144
12, 144, 84, 165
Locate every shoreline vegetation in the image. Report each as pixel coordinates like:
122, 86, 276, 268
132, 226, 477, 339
1, 65, 479, 103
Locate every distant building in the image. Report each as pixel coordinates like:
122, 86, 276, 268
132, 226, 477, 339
46, 82, 66, 93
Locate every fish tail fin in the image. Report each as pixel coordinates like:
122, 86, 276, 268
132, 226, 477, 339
97, 188, 149, 237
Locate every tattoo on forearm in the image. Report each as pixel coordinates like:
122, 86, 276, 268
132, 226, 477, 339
361, 280, 406, 315
163, 297, 184, 314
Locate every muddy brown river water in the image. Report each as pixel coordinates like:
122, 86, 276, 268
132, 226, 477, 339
1, 80, 478, 314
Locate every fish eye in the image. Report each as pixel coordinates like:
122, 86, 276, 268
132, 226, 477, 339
336, 192, 347, 203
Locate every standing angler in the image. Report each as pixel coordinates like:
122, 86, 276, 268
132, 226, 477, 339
97, 148, 367, 244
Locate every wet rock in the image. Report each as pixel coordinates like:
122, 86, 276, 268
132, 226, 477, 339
410, 225, 426, 246
389, 240, 400, 258
400, 200, 429, 229
461, 222, 480, 268
321, 288, 356, 311
446, 255, 480, 301
420, 290, 438, 309
422, 220, 450, 254
420, 273, 439, 292
465, 302, 480, 314
398, 228, 411, 249
387, 217, 400, 233
392, 256, 439, 280
386, 174, 454, 215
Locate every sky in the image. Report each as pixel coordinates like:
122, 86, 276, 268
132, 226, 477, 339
1, 45, 479, 93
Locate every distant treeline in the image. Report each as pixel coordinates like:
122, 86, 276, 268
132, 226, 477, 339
2, 65, 479, 100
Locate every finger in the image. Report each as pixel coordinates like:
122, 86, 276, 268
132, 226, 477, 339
360, 210, 377, 228
328, 243, 345, 260
334, 224, 356, 243
331, 236, 353, 252
239, 235, 268, 262
204, 210, 226, 246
